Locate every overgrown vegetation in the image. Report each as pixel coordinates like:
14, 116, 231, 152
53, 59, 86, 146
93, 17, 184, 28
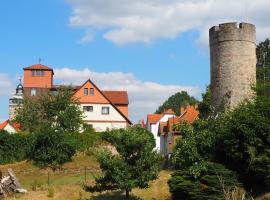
0, 130, 33, 164
86, 126, 162, 199
169, 39, 270, 199
168, 162, 239, 200
29, 126, 77, 170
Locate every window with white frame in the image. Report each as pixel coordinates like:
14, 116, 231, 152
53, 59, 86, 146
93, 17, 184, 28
101, 106, 110, 115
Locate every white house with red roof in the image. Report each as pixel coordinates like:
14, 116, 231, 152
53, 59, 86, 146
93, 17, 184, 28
146, 109, 176, 151
11, 64, 132, 132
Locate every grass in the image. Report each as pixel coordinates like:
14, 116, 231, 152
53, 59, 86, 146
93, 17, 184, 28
1, 154, 171, 200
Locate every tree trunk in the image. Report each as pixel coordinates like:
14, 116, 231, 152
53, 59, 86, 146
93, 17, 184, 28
125, 188, 130, 199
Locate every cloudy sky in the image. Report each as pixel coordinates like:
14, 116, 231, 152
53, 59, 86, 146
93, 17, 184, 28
0, 0, 270, 123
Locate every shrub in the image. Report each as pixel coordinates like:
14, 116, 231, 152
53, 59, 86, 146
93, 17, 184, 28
213, 99, 270, 191
47, 187, 54, 198
168, 162, 239, 200
70, 126, 101, 152
29, 126, 76, 170
0, 130, 33, 164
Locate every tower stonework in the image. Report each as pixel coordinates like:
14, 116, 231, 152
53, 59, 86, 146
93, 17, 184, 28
209, 22, 256, 111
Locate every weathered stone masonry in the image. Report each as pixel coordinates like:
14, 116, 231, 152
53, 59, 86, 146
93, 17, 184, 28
209, 22, 256, 111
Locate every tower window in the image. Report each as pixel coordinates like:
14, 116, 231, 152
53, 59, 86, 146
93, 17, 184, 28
41, 70, 44, 76
101, 107, 110, 115
30, 88, 37, 96
84, 88, 88, 95
31, 70, 35, 76
36, 70, 41, 76
90, 88, 94, 95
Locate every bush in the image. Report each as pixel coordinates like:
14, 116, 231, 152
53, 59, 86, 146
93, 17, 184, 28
0, 130, 33, 164
168, 162, 239, 200
213, 99, 270, 191
29, 126, 76, 170
70, 126, 101, 152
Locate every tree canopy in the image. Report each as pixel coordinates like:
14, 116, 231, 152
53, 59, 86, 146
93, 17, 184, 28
29, 125, 76, 170
155, 91, 198, 115
86, 126, 162, 199
257, 38, 270, 83
15, 88, 83, 133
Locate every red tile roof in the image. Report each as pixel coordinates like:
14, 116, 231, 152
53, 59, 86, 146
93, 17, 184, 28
0, 120, 21, 132
23, 64, 53, 71
180, 105, 199, 123
147, 114, 163, 124
157, 105, 199, 134
0, 120, 8, 130
103, 91, 129, 105
12, 122, 22, 132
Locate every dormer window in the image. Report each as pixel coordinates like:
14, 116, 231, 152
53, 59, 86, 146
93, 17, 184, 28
84, 88, 88, 95
90, 88, 94, 95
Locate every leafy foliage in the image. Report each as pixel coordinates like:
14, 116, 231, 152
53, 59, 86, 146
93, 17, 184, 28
197, 86, 212, 119
168, 162, 239, 200
257, 38, 270, 85
213, 97, 270, 191
87, 126, 162, 199
0, 130, 33, 164
15, 88, 83, 133
70, 125, 101, 153
29, 126, 76, 170
155, 91, 198, 115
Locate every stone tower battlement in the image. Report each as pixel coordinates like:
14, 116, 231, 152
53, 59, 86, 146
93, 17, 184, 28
209, 22, 256, 111
209, 22, 256, 46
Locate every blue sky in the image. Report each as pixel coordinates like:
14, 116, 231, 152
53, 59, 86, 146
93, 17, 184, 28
0, 0, 269, 122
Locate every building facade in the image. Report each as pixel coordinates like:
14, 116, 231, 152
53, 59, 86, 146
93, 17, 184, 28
15, 64, 131, 131
146, 109, 175, 151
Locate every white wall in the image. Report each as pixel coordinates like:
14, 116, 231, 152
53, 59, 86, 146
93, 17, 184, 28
81, 103, 127, 132
90, 122, 127, 132
151, 124, 160, 150
4, 124, 16, 134
147, 114, 175, 152
81, 103, 126, 121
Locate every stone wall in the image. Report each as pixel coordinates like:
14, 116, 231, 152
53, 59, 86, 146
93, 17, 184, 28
209, 22, 256, 111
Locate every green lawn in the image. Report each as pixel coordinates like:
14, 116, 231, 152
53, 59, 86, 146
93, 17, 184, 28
1, 154, 171, 200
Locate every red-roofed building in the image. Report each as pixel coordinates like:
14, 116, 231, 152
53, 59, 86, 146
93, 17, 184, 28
158, 105, 199, 156
0, 120, 21, 133
12, 64, 132, 132
146, 110, 176, 150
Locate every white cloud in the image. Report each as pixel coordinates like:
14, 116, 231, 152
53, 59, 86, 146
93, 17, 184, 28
66, 0, 270, 46
54, 68, 200, 123
80, 31, 95, 44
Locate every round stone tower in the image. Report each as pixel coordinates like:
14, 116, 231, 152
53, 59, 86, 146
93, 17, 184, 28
209, 22, 256, 111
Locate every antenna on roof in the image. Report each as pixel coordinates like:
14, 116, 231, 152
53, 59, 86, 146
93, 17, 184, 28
38, 58, 42, 64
